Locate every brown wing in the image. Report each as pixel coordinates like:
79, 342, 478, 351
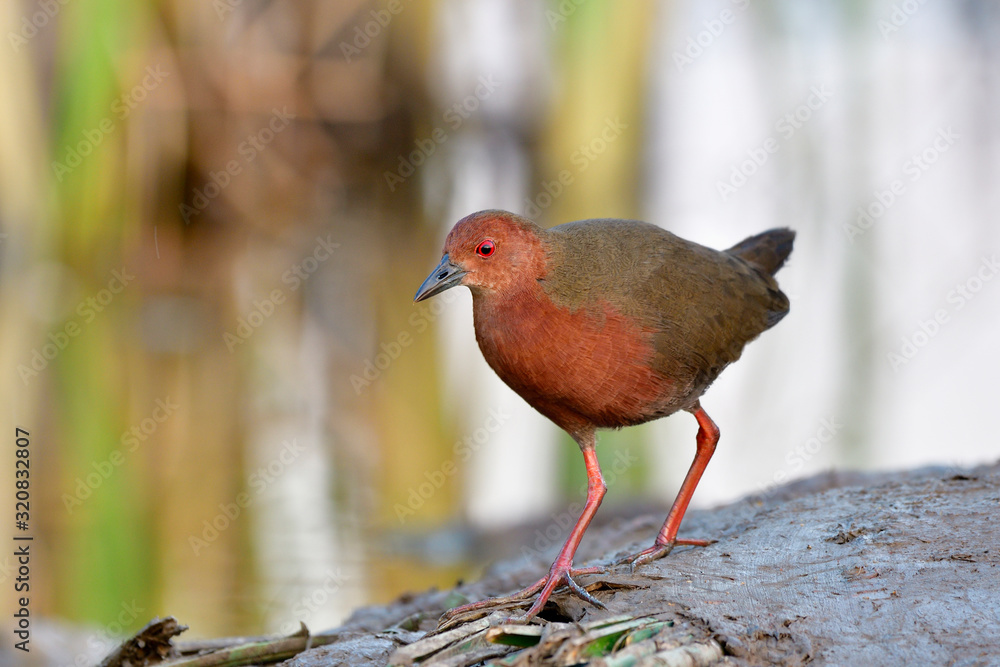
543, 219, 792, 400
643, 235, 789, 395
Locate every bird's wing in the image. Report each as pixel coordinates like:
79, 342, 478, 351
641, 234, 788, 391
544, 219, 789, 391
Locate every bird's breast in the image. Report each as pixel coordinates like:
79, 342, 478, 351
472, 289, 679, 431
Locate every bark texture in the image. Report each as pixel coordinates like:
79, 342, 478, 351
288, 462, 1000, 665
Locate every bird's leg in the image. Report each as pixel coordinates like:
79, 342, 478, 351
622, 404, 719, 568
440, 436, 608, 626
516, 442, 607, 620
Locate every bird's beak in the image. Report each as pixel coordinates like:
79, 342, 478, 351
414, 253, 467, 302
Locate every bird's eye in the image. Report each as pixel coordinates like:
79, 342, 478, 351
475, 239, 496, 258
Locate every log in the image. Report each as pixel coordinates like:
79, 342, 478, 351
216, 463, 1000, 665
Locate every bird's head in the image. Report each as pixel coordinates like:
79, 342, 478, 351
414, 210, 546, 302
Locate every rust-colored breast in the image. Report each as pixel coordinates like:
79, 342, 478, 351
472, 286, 683, 436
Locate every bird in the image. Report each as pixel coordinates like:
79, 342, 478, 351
414, 209, 794, 623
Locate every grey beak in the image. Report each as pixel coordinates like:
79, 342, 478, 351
414, 253, 467, 302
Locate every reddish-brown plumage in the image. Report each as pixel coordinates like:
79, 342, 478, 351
474, 289, 665, 439
416, 209, 794, 624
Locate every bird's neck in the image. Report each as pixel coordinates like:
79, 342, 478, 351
471, 277, 545, 322
470, 278, 552, 350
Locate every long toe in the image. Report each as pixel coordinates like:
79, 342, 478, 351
438, 565, 607, 629
563, 572, 607, 610
438, 576, 547, 629
517, 564, 607, 621
623, 544, 674, 571
618, 538, 716, 571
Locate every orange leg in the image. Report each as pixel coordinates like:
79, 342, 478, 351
623, 403, 719, 568
440, 434, 607, 626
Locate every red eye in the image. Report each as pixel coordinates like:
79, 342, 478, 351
475, 239, 496, 258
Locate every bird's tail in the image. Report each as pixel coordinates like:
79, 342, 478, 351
727, 228, 795, 276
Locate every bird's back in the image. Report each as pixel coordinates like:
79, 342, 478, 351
542, 219, 793, 415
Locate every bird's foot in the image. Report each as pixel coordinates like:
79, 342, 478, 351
617, 538, 715, 571
438, 564, 605, 630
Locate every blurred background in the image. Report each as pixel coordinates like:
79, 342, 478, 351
2, 0, 999, 662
